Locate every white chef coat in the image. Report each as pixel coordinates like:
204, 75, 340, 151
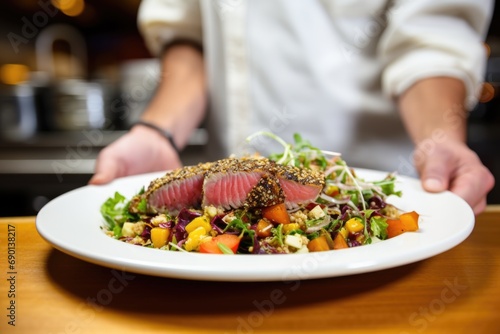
137, 0, 493, 176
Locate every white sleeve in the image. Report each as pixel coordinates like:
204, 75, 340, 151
379, 0, 494, 107
137, 0, 202, 56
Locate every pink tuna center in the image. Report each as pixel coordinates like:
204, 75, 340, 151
203, 172, 263, 209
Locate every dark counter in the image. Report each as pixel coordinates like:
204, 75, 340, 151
0, 129, 208, 216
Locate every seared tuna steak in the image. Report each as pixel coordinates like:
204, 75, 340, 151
129, 157, 325, 215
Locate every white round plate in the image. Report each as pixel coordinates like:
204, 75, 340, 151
36, 169, 474, 282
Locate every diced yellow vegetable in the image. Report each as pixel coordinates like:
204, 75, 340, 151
345, 218, 364, 234
200, 236, 212, 244
324, 185, 339, 197
339, 227, 348, 239
151, 227, 170, 248
186, 216, 211, 234
184, 226, 208, 251
282, 223, 301, 234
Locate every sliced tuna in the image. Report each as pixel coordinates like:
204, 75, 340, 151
274, 164, 325, 208
129, 163, 210, 214
202, 158, 284, 210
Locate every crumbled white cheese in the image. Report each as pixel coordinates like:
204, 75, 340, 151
222, 212, 237, 224
308, 205, 326, 219
122, 222, 145, 237
295, 245, 309, 253
285, 234, 303, 249
204, 205, 218, 218
151, 214, 168, 226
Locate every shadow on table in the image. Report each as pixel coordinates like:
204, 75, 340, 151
45, 248, 421, 316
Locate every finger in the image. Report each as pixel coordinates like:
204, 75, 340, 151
88, 153, 122, 185
471, 198, 487, 216
88, 173, 112, 185
448, 165, 495, 214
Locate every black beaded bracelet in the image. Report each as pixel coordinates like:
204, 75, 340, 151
132, 120, 180, 154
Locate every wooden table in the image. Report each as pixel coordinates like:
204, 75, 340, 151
1, 206, 499, 334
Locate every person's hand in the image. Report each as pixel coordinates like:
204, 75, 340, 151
89, 126, 182, 185
414, 139, 495, 215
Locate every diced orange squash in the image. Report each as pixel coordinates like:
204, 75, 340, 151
387, 219, 404, 238
332, 232, 349, 250
387, 211, 419, 238
307, 235, 331, 252
262, 203, 291, 225
400, 211, 419, 231
256, 219, 273, 238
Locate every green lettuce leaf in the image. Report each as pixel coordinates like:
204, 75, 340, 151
370, 216, 389, 240
100, 192, 127, 229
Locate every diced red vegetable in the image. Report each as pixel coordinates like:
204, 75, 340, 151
199, 234, 241, 254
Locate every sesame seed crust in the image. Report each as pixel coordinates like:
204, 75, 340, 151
245, 174, 285, 208
273, 164, 325, 187
205, 157, 271, 176
146, 162, 212, 194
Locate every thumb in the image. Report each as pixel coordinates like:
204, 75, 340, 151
422, 177, 447, 193
88, 154, 122, 185
415, 149, 451, 193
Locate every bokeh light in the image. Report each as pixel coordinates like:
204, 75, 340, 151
0, 64, 30, 85
51, 0, 86, 17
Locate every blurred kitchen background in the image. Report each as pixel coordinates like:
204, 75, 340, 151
0, 0, 499, 216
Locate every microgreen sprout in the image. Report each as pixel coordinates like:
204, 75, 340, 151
246, 131, 340, 169
246, 131, 294, 165
217, 242, 235, 254
342, 166, 366, 211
